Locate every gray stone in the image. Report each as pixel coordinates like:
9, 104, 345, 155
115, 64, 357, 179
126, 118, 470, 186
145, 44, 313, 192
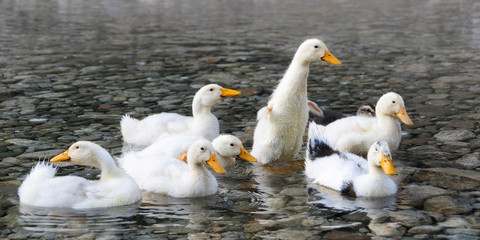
424, 196, 473, 215
389, 210, 432, 227
434, 129, 476, 142
408, 225, 444, 234
444, 228, 480, 236
368, 222, 406, 237
412, 168, 480, 190
397, 184, 452, 207
456, 154, 480, 169
16, 149, 64, 160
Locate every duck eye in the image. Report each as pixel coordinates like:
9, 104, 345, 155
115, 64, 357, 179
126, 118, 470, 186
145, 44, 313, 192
392, 100, 396, 103
230, 143, 234, 147
314, 45, 318, 49
76, 146, 80, 149
200, 147, 205, 151
209, 88, 214, 91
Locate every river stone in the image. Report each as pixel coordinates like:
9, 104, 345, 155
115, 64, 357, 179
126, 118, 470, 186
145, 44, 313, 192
322, 230, 371, 240
424, 196, 473, 215
368, 222, 406, 237
455, 154, 480, 169
16, 149, 64, 160
389, 210, 433, 227
444, 228, 480, 236
408, 225, 444, 234
434, 129, 475, 142
397, 184, 452, 207
411, 168, 480, 190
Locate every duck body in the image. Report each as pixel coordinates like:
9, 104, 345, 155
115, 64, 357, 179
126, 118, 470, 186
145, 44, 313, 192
251, 39, 341, 164
316, 92, 413, 155
18, 142, 141, 209
121, 84, 240, 150
305, 123, 397, 197
118, 139, 226, 198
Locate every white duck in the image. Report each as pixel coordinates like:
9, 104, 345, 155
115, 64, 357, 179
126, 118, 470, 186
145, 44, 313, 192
121, 84, 240, 149
315, 92, 413, 155
305, 123, 397, 197
18, 141, 141, 209
118, 139, 226, 198
147, 134, 256, 168
251, 39, 341, 164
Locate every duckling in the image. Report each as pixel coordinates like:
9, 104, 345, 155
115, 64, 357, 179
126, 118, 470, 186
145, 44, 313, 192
251, 39, 341, 164
305, 123, 397, 197
314, 92, 413, 155
18, 141, 141, 209
308, 100, 376, 125
118, 139, 226, 198
133, 134, 256, 169
121, 84, 240, 150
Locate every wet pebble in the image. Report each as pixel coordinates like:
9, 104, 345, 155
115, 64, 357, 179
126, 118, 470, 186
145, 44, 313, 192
389, 210, 432, 227
424, 196, 473, 215
408, 225, 444, 235
368, 222, 406, 237
434, 129, 476, 142
412, 168, 480, 191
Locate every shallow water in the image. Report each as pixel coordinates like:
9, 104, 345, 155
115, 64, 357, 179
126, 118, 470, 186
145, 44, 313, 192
1, 0, 480, 239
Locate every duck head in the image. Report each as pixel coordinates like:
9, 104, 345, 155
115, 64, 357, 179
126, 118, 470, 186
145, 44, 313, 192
212, 135, 257, 163
376, 92, 413, 126
194, 84, 240, 107
296, 39, 341, 65
367, 141, 397, 175
50, 141, 107, 169
188, 139, 226, 174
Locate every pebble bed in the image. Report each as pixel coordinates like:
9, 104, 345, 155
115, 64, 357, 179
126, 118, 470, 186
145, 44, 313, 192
0, 0, 479, 239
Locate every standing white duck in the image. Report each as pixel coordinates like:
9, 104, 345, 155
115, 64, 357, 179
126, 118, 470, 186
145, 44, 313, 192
315, 92, 413, 155
251, 39, 341, 164
18, 141, 141, 209
118, 139, 226, 198
121, 84, 240, 150
305, 123, 397, 197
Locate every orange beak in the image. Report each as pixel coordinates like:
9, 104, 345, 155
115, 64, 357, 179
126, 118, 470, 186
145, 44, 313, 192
207, 154, 226, 175
220, 88, 241, 98
238, 148, 257, 162
177, 153, 188, 163
50, 150, 70, 162
395, 107, 413, 126
321, 50, 342, 65
380, 154, 397, 175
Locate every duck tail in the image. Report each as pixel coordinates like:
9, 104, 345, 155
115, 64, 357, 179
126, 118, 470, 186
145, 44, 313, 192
120, 115, 140, 144
307, 122, 335, 160
18, 162, 57, 202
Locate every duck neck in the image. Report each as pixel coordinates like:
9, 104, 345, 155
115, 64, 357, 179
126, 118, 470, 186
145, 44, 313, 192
369, 164, 386, 177
274, 54, 310, 98
376, 113, 401, 133
96, 151, 125, 181
192, 98, 213, 118
217, 153, 235, 169
188, 162, 213, 178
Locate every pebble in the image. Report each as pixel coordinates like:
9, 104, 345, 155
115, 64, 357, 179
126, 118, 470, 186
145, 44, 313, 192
397, 184, 452, 207
368, 222, 406, 237
424, 196, 473, 215
412, 168, 480, 191
408, 225, 444, 234
389, 210, 432, 227
434, 129, 476, 142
